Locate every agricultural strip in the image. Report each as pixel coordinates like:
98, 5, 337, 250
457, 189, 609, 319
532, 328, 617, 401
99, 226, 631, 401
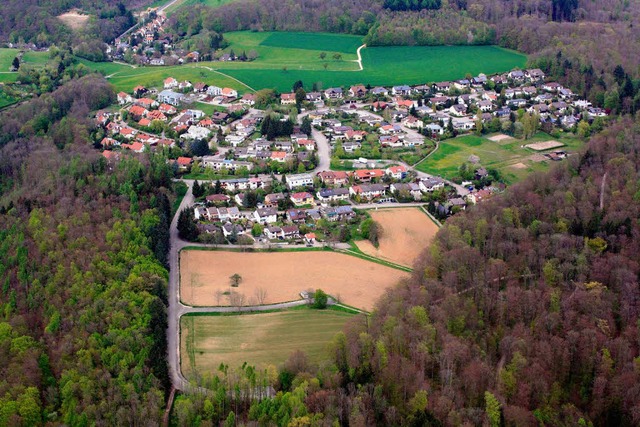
355, 207, 439, 267
180, 309, 356, 376
180, 249, 408, 311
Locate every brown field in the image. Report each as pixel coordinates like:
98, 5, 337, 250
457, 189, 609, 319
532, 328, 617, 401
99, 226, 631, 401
355, 207, 439, 267
488, 133, 512, 142
58, 11, 91, 30
525, 140, 565, 151
180, 250, 408, 311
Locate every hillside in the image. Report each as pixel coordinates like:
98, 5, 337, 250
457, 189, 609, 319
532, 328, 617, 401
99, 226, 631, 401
327, 118, 640, 425
0, 75, 173, 424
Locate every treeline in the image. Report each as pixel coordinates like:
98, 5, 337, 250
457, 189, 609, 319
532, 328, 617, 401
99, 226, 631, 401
0, 0, 141, 47
383, 0, 441, 12
0, 75, 173, 424
364, 9, 495, 46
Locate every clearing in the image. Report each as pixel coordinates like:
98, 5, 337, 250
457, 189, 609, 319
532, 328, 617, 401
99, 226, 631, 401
58, 10, 91, 30
355, 208, 439, 267
180, 249, 408, 311
416, 133, 582, 184
181, 308, 356, 375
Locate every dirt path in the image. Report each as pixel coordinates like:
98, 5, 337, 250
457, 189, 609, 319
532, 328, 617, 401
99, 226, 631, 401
347, 44, 366, 71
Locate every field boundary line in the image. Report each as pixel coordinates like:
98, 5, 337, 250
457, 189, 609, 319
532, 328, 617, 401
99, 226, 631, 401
194, 65, 257, 92
419, 206, 442, 227
339, 247, 413, 273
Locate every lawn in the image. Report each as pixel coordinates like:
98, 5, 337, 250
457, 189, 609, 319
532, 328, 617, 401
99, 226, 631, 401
416, 132, 584, 184
181, 308, 356, 375
163, 0, 240, 15
0, 49, 18, 71
260, 32, 363, 54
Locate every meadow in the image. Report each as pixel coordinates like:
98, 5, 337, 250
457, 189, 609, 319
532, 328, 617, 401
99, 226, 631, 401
181, 308, 356, 375
163, 0, 239, 15
416, 132, 583, 184
74, 31, 526, 93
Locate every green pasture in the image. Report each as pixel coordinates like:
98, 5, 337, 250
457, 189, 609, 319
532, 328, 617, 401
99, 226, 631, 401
163, 0, 239, 15
260, 32, 363, 54
416, 132, 583, 184
0, 49, 17, 71
181, 308, 355, 376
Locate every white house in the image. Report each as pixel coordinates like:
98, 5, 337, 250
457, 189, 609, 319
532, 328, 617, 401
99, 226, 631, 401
254, 207, 278, 224
285, 173, 314, 190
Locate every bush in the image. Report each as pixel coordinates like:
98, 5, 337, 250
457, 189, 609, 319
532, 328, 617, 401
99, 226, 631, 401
312, 289, 328, 309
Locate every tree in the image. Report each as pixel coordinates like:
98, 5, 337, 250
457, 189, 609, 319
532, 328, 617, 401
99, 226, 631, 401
255, 287, 268, 304
11, 56, 19, 70
252, 223, 264, 237
192, 180, 204, 198
224, 411, 236, 427
319, 52, 326, 60
230, 273, 242, 287
484, 391, 501, 427
177, 208, 199, 241
333, 53, 342, 61
312, 289, 328, 309
368, 220, 382, 247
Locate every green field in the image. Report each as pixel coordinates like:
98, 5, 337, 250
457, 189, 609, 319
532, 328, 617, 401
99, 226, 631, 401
416, 133, 583, 184
0, 49, 18, 71
163, 0, 241, 15
74, 31, 525, 93
181, 308, 355, 376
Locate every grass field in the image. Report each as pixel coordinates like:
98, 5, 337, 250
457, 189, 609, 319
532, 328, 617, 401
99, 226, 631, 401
416, 132, 584, 184
180, 249, 408, 311
74, 31, 525, 93
163, 0, 239, 15
0, 49, 17, 71
355, 207, 439, 267
181, 308, 356, 375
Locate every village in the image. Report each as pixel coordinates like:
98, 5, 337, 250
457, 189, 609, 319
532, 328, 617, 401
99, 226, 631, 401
95, 65, 605, 244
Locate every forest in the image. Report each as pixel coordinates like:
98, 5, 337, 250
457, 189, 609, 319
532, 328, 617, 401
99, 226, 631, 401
0, 0, 140, 47
0, 75, 174, 424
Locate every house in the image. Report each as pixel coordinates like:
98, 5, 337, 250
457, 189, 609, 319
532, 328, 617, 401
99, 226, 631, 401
508, 98, 527, 108
466, 188, 493, 204
449, 104, 467, 116
433, 81, 451, 92
101, 137, 118, 147
290, 192, 315, 206
128, 105, 148, 120
508, 70, 525, 81
419, 177, 445, 192
287, 209, 307, 223
542, 82, 563, 93
222, 88, 238, 98
240, 93, 255, 105
306, 92, 322, 102
448, 197, 467, 211
222, 222, 246, 238
425, 123, 444, 135
264, 193, 285, 207
148, 110, 168, 122
285, 173, 314, 189
281, 93, 297, 105
207, 86, 222, 96
304, 233, 316, 244
254, 207, 278, 224
349, 85, 367, 98
121, 141, 145, 153
392, 85, 412, 96
159, 103, 177, 115
193, 82, 208, 93
452, 117, 475, 130
317, 170, 349, 186
201, 157, 254, 171
352, 169, 385, 182
349, 184, 386, 200
316, 188, 350, 202
270, 151, 288, 163
206, 194, 230, 204
324, 88, 343, 99
157, 90, 184, 106
402, 116, 423, 129
385, 165, 407, 180
475, 167, 489, 179
390, 183, 422, 200
321, 205, 355, 221
281, 225, 300, 239
526, 68, 545, 81
180, 125, 211, 140
297, 139, 316, 151
102, 150, 119, 162
225, 134, 245, 147
265, 226, 284, 239
164, 77, 178, 89
371, 87, 389, 96
117, 92, 133, 105
120, 127, 137, 139
477, 100, 494, 112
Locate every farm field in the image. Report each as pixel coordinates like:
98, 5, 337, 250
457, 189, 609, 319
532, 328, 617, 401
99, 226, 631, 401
181, 309, 355, 375
163, 0, 239, 15
0, 49, 17, 71
180, 249, 408, 311
355, 208, 439, 267
76, 31, 525, 93
416, 132, 583, 184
